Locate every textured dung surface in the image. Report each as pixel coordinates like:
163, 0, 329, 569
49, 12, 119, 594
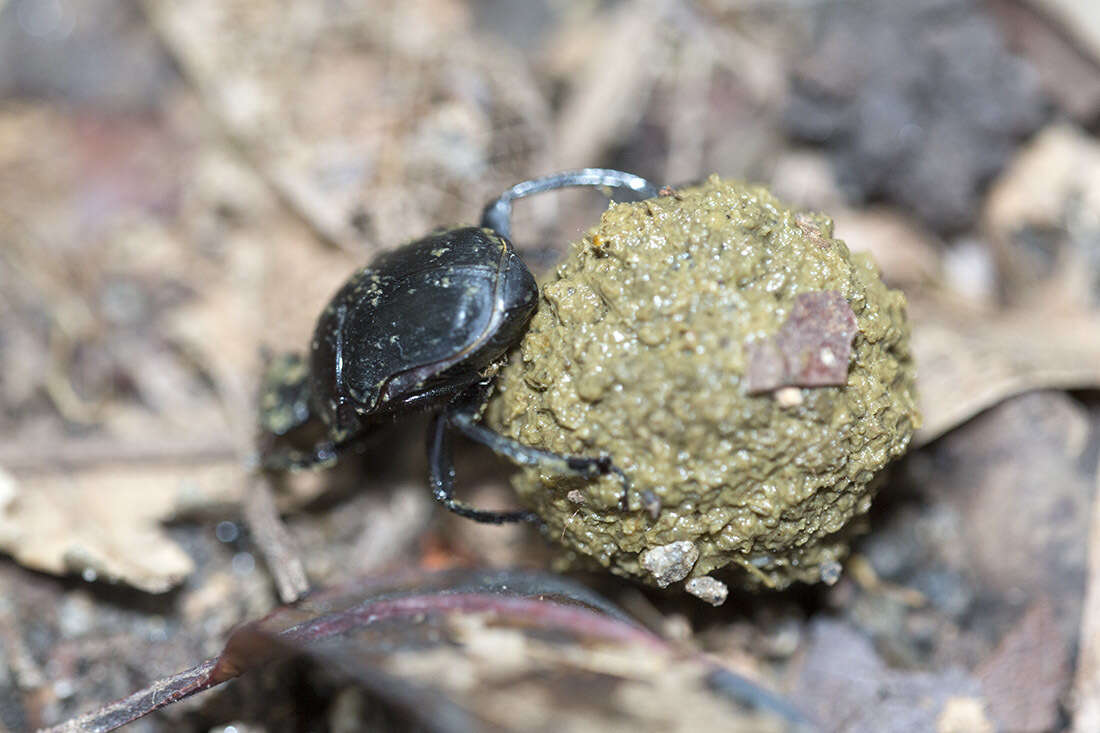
485, 177, 919, 589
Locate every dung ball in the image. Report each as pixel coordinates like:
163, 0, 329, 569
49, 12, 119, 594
484, 176, 918, 591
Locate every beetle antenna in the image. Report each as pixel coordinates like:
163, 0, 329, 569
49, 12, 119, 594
481, 168, 662, 239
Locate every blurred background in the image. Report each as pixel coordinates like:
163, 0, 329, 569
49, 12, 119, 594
1, 0, 1100, 730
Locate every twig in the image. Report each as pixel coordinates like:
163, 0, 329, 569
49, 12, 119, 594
37, 658, 221, 733
244, 473, 310, 603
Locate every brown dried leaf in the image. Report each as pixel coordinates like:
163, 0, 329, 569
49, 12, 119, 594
744, 290, 857, 394
911, 298, 1100, 445
832, 207, 943, 288
0, 462, 241, 593
983, 123, 1100, 306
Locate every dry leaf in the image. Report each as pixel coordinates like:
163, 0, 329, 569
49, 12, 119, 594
832, 207, 943, 288
986, 124, 1100, 234
983, 123, 1100, 305
911, 298, 1100, 445
0, 462, 241, 593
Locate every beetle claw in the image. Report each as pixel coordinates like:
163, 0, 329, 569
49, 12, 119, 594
612, 466, 632, 512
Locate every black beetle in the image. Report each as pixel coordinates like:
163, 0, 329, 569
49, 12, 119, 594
260, 169, 662, 523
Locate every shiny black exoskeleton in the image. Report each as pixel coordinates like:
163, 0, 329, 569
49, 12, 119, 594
260, 169, 661, 523
309, 227, 537, 438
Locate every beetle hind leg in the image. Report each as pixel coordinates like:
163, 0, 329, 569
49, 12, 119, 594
449, 409, 628, 484
427, 412, 539, 524
440, 401, 632, 514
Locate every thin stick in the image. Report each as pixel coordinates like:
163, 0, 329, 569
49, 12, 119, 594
37, 658, 221, 733
244, 473, 310, 603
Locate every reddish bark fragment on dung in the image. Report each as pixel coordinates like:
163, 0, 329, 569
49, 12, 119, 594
744, 290, 857, 394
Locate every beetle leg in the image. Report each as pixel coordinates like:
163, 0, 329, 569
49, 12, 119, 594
427, 412, 540, 524
443, 401, 632, 508
480, 168, 662, 239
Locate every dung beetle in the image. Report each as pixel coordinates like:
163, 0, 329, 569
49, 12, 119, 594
260, 169, 662, 523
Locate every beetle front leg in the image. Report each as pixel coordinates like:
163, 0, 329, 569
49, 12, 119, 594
427, 412, 540, 524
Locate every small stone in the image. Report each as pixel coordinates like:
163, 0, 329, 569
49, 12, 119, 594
685, 576, 729, 606
774, 387, 803, 408
566, 490, 585, 505
819, 560, 843, 585
640, 541, 699, 588
661, 614, 694, 642
937, 697, 994, 733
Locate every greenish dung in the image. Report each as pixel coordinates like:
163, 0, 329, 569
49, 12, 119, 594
484, 176, 919, 590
